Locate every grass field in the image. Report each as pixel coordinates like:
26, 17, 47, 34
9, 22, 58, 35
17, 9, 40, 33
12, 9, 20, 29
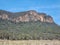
0, 40, 60, 45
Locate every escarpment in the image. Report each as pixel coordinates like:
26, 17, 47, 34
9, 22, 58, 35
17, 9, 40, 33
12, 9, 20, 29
0, 10, 54, 23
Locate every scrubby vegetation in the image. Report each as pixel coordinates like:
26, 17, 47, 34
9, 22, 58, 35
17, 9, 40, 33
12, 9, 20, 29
0, 19, 60, 40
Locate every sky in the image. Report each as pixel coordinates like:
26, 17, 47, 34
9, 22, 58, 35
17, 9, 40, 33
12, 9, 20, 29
0, 0, 60, 25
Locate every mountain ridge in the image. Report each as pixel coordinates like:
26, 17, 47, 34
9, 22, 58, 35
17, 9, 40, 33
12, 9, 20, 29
0, 10, 54, 23
0, 10, 60, 40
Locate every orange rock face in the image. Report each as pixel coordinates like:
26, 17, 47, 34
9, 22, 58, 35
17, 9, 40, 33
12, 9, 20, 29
0, 14, 8, 19
0, 10, 54, 23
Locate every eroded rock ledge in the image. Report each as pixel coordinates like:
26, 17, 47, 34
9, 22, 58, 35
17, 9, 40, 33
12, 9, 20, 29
0, 10, 54, 23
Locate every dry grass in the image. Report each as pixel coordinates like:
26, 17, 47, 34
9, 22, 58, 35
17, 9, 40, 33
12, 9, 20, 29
0, 40, 60, 45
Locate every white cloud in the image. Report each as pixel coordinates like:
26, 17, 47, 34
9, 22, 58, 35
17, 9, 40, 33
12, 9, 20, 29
28, 5, 60, 9
7, 5, 60, 12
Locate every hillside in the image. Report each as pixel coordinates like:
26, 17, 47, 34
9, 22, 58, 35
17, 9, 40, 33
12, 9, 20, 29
0, 10, 60, 40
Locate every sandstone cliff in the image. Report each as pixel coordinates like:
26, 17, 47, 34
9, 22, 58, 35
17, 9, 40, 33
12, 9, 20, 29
0, 10, 54, 23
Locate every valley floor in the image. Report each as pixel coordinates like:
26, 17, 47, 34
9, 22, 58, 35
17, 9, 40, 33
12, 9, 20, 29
0, 40, 60, 45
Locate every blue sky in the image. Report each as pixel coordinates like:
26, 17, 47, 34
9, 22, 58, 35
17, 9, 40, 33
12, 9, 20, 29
0, 0, 60, 25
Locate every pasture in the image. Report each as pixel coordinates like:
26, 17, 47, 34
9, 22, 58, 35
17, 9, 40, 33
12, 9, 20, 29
0, 40, 60, 45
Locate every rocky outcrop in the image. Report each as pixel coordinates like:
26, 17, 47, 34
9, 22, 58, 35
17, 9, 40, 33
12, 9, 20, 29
0, 14, 8, 19
0, 10, 54, 23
